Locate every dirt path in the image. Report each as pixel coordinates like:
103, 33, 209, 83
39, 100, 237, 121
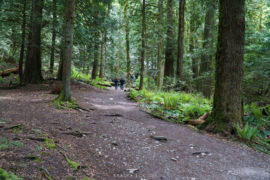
1, 82, 270, 180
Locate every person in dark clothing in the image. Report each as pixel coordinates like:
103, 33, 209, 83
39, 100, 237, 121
114, 78, 119, 90
120, 77, 125, 90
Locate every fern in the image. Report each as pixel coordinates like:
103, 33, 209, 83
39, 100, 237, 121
235, 123, 259, 141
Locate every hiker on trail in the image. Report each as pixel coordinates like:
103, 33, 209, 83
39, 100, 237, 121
120, 77, 125, 90
114, 77, 119, 90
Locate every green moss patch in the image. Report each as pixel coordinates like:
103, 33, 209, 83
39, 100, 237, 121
0, 137, 23, 150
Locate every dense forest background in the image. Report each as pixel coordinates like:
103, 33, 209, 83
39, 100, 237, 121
0, 0, 269, 140
1, 0, 269, 100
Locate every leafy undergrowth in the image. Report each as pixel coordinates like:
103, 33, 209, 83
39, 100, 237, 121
129, 89, 211, 124
71, 68, 111, 90
71, 68, 91, 83
91, 77, 111, 90
235, 103, 270, 154
0, 168, 22, 180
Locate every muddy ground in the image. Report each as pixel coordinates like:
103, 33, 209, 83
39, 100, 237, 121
0, 81, 270, 180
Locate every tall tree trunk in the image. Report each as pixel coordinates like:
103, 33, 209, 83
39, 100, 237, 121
24, 0, 43, 84
60, 0, 75, 101
19, 0, 27, 84
124, 3, 131, 87
205, 0, 245, 135
164, 0, 175, 78
139, 0, 146, 90
116, 31, 121, 78
57, 23, 65, 80
156, 0, 164, 90
190, 21, 199, 79
176, 0, 185, 80
49, 0, 57, 74
199, 1, 216, 98
99, 4, 110, 79
146, 56, 150, 89
99, 31, 106, 78
92, 31, 99, 80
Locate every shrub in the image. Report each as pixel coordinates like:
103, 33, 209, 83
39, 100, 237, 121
71, 68, 90, 82
180, 103, 211, 121
163, 94, 179, 110
235, 123, 259, 141
129, 89, 212, 123
0, 77, 4, 84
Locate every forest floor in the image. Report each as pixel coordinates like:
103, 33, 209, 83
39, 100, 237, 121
1, 81, 270, 180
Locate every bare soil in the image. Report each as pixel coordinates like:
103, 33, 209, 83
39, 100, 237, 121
0, 81, 270, 180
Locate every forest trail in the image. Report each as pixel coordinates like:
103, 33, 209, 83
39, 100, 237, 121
0, 82, 270, 180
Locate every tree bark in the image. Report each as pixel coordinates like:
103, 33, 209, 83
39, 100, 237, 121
164, 0, 175, 78
92, 31, 99, 80
60, 0, 75, 101
190, 21, 199, 79
199, 1, 216, 98
176, 0, 185, 80
19, 0, 27, 84
124, 3, 131, 87
116, 30, 121, 78
99, 31, 106, 79
24, 0, 43, 84
139, 0, 146, 90
156, 0, 164, 90
206, 0, 245, 135
49, 0, 57, 74
57, 24, 65, 80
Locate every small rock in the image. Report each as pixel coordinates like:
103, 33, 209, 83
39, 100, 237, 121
123, 139, 131, 143
127, 168, 139, 174
150, 136, 167, 142
167, 149, 176, 153
111, 141, 118, 146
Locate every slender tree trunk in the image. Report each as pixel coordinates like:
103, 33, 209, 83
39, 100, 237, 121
205, 0, 245, 135
199, 1, 216, 98
139, 0, 146, 90
49, 0, 57, 74
124, 3, 131, 87
157, 0, 164, 90
92, 31, 99, 80
24, 0, 43, 84
57, 48, 64, 80
164, 0, 175, 78
19, 0, 27, 84
57, 24, 65, 80
116, 31, 121, 78
60, 0, 75, 101
99, 4, 110, 79
99, 31, 106, 78
146, 56, 150, 89
190, 21, 199, 79
176, 0, 185, 80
